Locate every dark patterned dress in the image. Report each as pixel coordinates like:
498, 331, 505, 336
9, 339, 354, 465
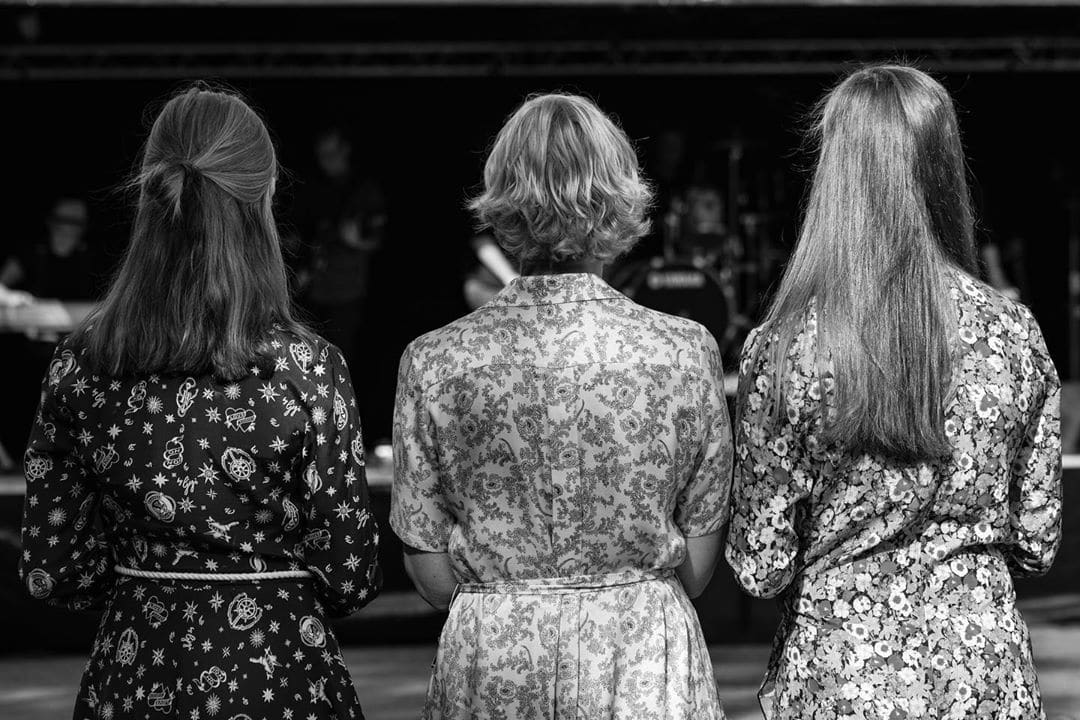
725, 271, 1062, 719
19, 330, 381, 720
392, 273, 733, 719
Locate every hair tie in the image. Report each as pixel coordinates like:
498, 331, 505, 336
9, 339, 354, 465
177, 160, 199, 180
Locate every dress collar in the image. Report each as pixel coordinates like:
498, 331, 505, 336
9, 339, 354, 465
485, 273, 625, 308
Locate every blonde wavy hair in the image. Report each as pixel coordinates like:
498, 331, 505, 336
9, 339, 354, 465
469, 93, 653, 268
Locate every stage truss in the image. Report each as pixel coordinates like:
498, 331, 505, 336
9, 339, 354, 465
5, 36, 1080, 80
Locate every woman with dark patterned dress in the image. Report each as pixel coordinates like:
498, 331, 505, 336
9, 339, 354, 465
725, 66, 1061, 719
18, 86, 381, 720
392, 94, 732, 719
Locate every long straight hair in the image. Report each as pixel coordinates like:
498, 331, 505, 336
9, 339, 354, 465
762, 64, 978, 463
75, 85, 315, 379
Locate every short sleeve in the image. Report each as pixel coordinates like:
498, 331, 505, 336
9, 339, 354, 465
390, 343, 455, 552
674, 330, 734, 537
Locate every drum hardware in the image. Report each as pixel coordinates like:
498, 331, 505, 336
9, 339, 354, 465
463, 234, 519, 310
616, 134, 787, 359
617, 257, 747, 358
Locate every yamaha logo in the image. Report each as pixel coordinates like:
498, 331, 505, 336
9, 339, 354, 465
646, 270, 707, 290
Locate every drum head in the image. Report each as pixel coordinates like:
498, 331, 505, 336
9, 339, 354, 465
617, 260, 737, 354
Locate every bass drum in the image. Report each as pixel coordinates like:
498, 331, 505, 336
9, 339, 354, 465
616, 258, 739, 357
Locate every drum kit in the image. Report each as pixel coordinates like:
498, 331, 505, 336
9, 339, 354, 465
611, 137, 785, 363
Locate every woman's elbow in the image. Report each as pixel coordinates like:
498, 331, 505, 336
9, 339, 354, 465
419, 586, 454, 611
19, 556, 111, 609
678, 530, 723, 599
727, 554, 792, 600
742, 581, 784, 600
1007, 547, 1058, 579
402, 548, 457, 611
319, 562, 383, 618
676, 560, 718, 599
409, 574, 455, 611
354, 562, 384, 610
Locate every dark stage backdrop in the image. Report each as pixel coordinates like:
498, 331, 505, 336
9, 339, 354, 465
3, 5, 1078, 440
5, 73, 1074, 440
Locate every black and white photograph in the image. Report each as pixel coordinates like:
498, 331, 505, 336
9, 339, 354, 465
0, 0, 1076, 718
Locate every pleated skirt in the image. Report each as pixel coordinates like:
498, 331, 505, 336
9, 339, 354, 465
423, 568, 724, 720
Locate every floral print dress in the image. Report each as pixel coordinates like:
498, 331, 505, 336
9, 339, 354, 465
725, 271, 1062, 719
391, 273, 733, 720
19, 330, 381, 720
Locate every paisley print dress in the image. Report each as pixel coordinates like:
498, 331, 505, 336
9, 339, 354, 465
19, 330, 382, 720
725, 271, 1062, 719
391, 273, 733, 719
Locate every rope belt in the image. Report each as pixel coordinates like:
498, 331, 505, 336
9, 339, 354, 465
115, 565, 312, 582
455, 567, 675, 596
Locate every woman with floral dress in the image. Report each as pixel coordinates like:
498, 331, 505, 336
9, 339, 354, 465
725, 65, 1061, 719
391, 93, 733, 719
19, 86, 381, 720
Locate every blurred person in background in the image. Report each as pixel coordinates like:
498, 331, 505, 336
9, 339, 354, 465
18, 85, 381, 720
393, 93, 731, 719
0, 196, 111, 468
0, 196, 110, 301
0, 281, 31, 468
677, 181, 731, 263
726, 64, 1061, 719
290, 126, 387, 388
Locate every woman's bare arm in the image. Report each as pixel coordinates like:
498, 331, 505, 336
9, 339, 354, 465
403, 546, 458, 611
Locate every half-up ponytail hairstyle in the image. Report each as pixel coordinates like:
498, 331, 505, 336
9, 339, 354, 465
76, 84, 315, 379
141, 160, 200, 221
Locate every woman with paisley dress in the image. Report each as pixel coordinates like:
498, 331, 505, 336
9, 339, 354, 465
18, 86, 381, 720
725, 65, 1062, 718
392, 93, 732, 719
